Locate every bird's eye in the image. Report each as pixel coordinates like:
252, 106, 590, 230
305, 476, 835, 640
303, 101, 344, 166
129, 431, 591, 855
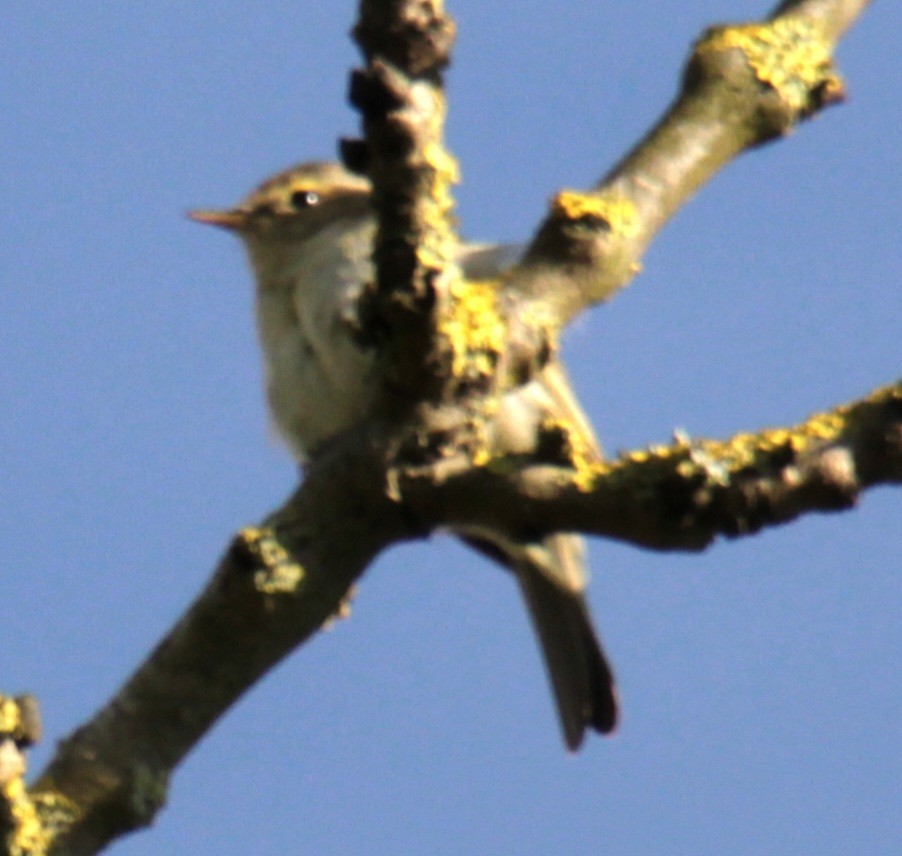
290, 190, 320, 209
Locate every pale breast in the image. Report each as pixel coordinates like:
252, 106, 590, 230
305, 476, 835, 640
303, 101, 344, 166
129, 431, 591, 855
254, 221, 377, 460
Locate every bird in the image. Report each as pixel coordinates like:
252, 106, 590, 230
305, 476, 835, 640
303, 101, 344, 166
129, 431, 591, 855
190, 161, 618, 749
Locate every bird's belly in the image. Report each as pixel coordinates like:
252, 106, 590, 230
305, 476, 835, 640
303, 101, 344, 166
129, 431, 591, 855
258, 293, 375, 461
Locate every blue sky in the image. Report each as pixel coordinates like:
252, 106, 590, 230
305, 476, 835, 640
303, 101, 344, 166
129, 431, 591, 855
1, 3, 898, 854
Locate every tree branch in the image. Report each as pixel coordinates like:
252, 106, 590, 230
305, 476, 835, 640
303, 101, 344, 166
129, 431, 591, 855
28, 447, 406, 855
349, 0, 461, 405
511, 0, 864, 324
401, 382, 901, 550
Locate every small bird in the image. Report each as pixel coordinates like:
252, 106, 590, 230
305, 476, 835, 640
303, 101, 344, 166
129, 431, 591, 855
190, 161, 618, 749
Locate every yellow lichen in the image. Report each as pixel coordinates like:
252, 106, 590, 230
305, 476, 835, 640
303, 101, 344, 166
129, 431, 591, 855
2, 781, 79, 856
3, 777, 44, 856
0, 695, 54, 854
478, 382, 899, 501
552, 190, 640, 238
442, 279, 506, 381
415, 93, 460, 273
238, 527, 305, 595
692, 389, 877, 472
471, 445, 492, 468
532, 413, 603, 492
0, 696, 39, 748
0, 697, 19, 735
697, 18, 842, 113
423, 140, 459, 207
30, 792, 81, 853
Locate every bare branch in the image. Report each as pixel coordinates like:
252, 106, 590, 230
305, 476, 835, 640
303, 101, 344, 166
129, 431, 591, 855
511, 0, 865, 323
349, 0, 461, 405
403, 382, 901, 550
29, 448, 406, 855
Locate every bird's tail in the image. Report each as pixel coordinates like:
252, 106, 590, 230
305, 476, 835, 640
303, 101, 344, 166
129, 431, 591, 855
463, 532, 618, 750
515, 535, 618, 750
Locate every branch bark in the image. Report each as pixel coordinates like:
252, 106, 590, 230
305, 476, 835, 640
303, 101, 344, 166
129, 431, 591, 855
511, 0, 862, 323
27, 446, 404, 855
401, 382, 902, 551
349, 0, 461, 405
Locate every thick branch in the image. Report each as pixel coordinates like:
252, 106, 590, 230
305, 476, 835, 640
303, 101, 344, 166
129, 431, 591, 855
30, 447, 405, 856
403, 382, 901, 551
350, 0, 461, 405
511, 0, 866, 324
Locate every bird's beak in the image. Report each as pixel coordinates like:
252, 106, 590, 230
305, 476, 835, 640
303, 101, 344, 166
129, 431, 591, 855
187, 209, 248, 231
